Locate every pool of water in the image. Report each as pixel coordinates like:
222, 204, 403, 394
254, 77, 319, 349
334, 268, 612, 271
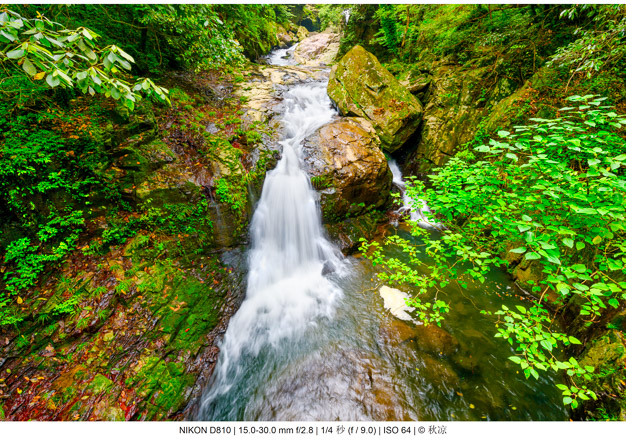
200, 224, 568, 421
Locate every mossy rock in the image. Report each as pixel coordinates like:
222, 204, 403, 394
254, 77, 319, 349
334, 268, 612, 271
327, 45, 423, 153
577, 330, 626, 420
324, 211, 384, 255
297, 25, 309, 41
86, 374, 113, 395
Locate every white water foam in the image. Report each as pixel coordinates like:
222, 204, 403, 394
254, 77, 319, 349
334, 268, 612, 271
342, 9, 351, 25
266, 43, 299, 66
388, 158, 444, 230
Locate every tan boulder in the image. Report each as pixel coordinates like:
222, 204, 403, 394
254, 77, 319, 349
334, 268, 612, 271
294, 32, 340, 66
301, 117, 392, 221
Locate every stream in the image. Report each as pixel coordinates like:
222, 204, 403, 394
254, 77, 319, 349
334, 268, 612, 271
195, 47, 568, 421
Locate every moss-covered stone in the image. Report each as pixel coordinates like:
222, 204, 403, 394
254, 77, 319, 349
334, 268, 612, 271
577, 331, 626, 420
327, 45, 423, 153
86, 374, 113, 395
324, 211, 384, 255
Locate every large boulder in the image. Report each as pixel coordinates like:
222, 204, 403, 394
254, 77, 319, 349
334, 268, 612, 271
294, 31, 340, 66
327, 45, 423, 153
276, 24, 294, 49
301, 117, 392, 222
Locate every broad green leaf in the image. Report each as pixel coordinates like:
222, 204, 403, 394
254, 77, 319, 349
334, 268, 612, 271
562, 238, 574, 248
510, 247, 526, 254
525, 252, 540, 260
0, 30, 17, 42
540, 340, 553, 352
117, 47, 135, 63
530, 368, 539, 380
22, 58, 37, 76
46, 73, 60, 87
6, 48, 24, 59
545, 254, 561, 265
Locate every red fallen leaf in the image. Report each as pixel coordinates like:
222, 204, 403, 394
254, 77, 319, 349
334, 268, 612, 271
184, 328, 190, 333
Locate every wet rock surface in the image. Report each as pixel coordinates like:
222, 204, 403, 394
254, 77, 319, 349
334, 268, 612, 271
412, 324, 460, 357
234, 65, 328, 124
403, 63, 493, 174
327, 45, 423, 153
575, 330, 626, 420
294, 31, 340, 66
324, 212, 385, 255
301, 117, 392, 222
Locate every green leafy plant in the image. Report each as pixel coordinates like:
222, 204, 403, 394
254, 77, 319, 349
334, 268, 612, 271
0, 8, 169, 109
362, 95, 626, 408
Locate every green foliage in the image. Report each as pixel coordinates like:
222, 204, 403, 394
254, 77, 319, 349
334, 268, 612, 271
137, 4, 246, 70
215, 5, 291, 59
215, 177, 246, 217
484, 303, 598, 408
549, 5, 626, 90
0, 95, 121, 326
358, 236, 451, 327
98, 200, 214, 250
363, 96, 626, 409
10, 4, 289, 74
0, 8, 169, 109
373, 5, 400, 54
318, 5, 345, 31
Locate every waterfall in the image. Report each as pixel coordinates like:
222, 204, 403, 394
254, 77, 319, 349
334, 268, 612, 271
342, 8, 351, 25
388, 158, 443, 230
196, 81, 345, 419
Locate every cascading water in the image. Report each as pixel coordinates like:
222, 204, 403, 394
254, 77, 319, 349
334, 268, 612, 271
388, 158, 443, 230
342, 8, 351, 25
265, 43, 299, 66
196, 80, 346, 419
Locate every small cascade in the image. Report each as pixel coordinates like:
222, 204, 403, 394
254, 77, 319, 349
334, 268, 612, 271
388, 158, 444, 230
342, 8, 351, 25
196, 77, 345, 419
265, 42, 299, 66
